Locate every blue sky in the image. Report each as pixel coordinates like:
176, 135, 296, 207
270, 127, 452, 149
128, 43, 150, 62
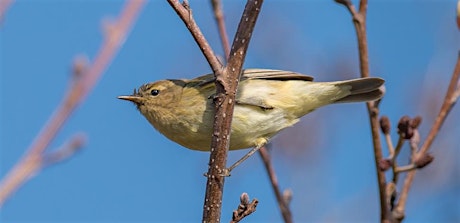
1, 1, 459, 222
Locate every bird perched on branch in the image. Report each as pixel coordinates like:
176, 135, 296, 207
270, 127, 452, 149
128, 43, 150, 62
119, 69, 384, 173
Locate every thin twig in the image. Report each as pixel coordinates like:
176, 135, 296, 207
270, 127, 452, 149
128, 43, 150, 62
390, 136, 404, 183
394, 52, 460, 221
417, 54, 460, 156
43, 134, 86, 166
211, 0, 231, 60
336, 1, 390, 222
384, 134, 394, 157
258, 147, 292, 223
167, 0, 223, 74
0, 0, 145, 207
230, 193, 258, 223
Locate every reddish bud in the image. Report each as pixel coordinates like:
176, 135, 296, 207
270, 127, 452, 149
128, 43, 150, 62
398, 116, 413, 139
380, 116, 391, 134
379, 158, 393, 171
415, 154, 434, 168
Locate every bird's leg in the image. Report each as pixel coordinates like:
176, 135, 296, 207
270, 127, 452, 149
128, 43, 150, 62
222, 139, 267, 176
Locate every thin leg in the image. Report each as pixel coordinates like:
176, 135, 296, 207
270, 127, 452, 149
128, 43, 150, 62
222, 145, 262, 176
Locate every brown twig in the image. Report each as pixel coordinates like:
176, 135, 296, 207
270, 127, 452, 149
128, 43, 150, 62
211, 0, 231, 60
0, 0, 145, 207
258, 147, 292, 223
336, 1, 390, 222
167, 0, 223, 74
393, 52, 460, 221
230, 193, 258, 223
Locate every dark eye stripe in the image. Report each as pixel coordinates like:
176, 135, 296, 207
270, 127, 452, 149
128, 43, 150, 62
150, 89, 160, 96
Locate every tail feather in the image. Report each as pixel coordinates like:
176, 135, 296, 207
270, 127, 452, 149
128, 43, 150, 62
334, 77, 385, 103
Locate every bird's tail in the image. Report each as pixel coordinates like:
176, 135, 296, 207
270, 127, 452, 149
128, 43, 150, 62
333, 77, 385, 103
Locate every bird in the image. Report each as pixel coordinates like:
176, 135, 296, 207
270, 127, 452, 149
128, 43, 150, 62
118, 69, 384, 173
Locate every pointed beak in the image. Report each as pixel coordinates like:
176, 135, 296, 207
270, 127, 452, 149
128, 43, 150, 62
118, 95, 144, 105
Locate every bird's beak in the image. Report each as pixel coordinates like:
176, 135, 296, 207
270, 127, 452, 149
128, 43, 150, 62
118, 95, 144, 105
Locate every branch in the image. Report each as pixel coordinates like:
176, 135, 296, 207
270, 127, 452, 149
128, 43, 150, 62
205, 0, 263, 221
43, 134, 86, 166
258, 147, 292, 223
211, 0, 231, 60
209, 2, 291, 220
167, 0, 223, 74
0, 0, 145, 207
336, 1, 390, 222
394, 52, 460, 221
168, 1, 263, 221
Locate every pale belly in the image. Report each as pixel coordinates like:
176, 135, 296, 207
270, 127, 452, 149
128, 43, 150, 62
154, 104, 299, 151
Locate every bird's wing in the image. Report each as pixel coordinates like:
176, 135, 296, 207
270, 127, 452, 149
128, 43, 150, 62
242, 69, 314, 81
187, 69, 313, 88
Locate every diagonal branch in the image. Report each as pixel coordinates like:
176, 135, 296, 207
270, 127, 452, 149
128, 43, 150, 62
43, 134, 87, 166
394, 52, 460, 221
167, 0, 223, 74
335, 0, 390, 222
258, 147, 292, 223
0, 0, 145, 207
210, 0, 231, 60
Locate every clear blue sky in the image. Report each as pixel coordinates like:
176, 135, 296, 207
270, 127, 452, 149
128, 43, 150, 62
1, 1, 459, 222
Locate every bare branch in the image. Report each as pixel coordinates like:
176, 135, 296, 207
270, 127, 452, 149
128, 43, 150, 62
230, 193, 258, 223
258, 147, 292, 223
43, 134, 86, 166
394, 53, 460, 220
0, 0, 145, 207
203, 1, 264, 222
169, 0, 264, 221
211, 0, 231, 60
167, 0, 223, 74
336, 1, 390, 222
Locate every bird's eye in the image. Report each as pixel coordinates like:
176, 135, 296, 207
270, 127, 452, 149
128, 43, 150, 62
150, 89, 160, 96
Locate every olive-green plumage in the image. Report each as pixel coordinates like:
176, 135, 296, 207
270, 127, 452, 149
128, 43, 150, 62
119, 69, 384, 151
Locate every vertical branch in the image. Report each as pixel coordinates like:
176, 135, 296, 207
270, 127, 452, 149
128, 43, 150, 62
0, 0, 145, 207
210, 0, 231, 60
203, 1, 264, 222
209, 2, 289, 221
335, 0, 390, 222
169, 1, 264, 221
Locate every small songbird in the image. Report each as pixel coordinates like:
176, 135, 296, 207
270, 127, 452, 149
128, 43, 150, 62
118, 69, 384, 154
